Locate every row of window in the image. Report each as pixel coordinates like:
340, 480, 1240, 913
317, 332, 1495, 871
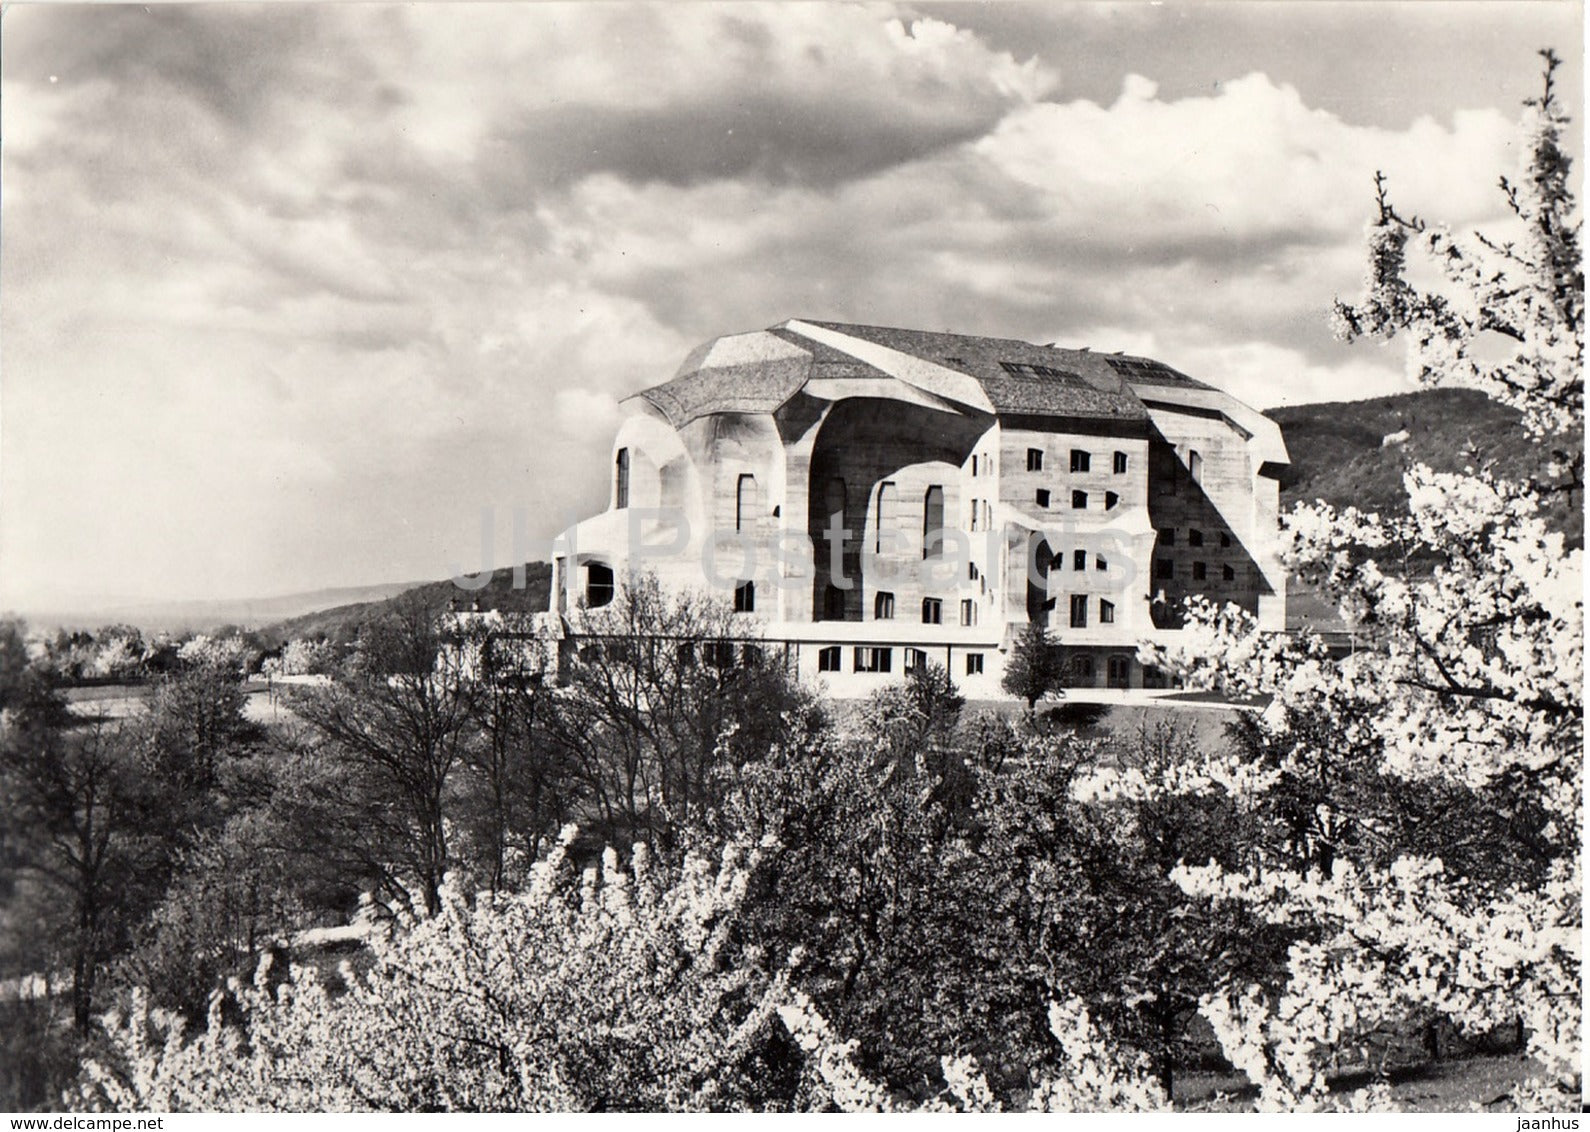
1154, 560, 1238, 581
1027, 448, 1131, 475
824, 589, 982, 626
1064, 595, 1116, 628
1159, 527, 1232, 548
1035, 488, 1119, 511
819, 646, 986, 677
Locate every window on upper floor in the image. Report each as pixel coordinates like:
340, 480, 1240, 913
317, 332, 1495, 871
1159, 528, 1176, 546
1071, 490, 1088, 510
875, 481, 896, 553
1096, 555, 1108, 571
923, 485, 945, 559
1156, 558, 1174, 580
1100, 599, 1116, 624
1072, 549, 1087, 571
1189, 449, 1203, 485
733, 580, 755, 613
1027, 447, 1044, 472
1221, 532, 1232, 548
1193, 561, 1207, 581
875, 591, 895, 620
971, 454, 979, 477
961, 598, 977, 626
1071, 449, 1091, 473
1035, 489, 1051, 508
736, 473, 757, 532
614, 448, 630, 509
1113, 451, 1128, 475
922, 597, 943, 625
1105, 491, 1119, 510
823, 584, 846, 621
1189, 528, 1204, 547
1069, 594, 1089, 628
1223, 563, 1236, 582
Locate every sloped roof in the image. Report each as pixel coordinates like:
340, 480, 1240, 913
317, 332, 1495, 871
630, 319, 1216, 427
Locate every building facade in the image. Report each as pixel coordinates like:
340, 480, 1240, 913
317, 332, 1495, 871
537, 319, 1288, 699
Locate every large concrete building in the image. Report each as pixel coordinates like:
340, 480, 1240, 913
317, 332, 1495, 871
539, 319, 1289, 698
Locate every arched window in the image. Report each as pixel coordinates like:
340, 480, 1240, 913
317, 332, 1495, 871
614, 448, 630, 510
875, 481, 896, 553
736, 473, 757, 532
923, 485, 945, 559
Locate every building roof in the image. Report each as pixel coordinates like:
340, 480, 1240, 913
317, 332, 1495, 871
630, 318, 1221, 428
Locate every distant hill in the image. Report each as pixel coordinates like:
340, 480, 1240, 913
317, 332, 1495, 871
257, 563, 552, 648
1267, 387, 1582, 546
16, 580, 430, 635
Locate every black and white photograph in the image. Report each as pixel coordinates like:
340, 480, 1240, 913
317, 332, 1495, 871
0, 0, 1583, 1115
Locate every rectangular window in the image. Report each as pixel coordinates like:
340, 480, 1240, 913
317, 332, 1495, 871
968, 561, 979, 581
904, 648, 927, 673
1189, 450, 1203, 485
874, 591, 895, 620
923, 485, 945, 559
1113, 451, 1128, 475
1193, 561, 1207, 581
971, 454, 978, 477
965, 653, 985, 676
1072, 548, 1087, 571
1095, 555, 1107, 571
1189, 529, 1204, 547
704, 641, 736, 669
741, 644, 762, 667
1070, 449, 1091, 473
818, 646, 841, 672
854, 646, 892, 673
733, 580, 755, 612
676, 643, 695, 668
1156, 559, 1174, 580
1069, 594, 1089, 628
1100, 599, 1115, 624
960, 598, 977, 626
1027, 447, 1044, 471
1105, 491, 1119, 510
969, 498, 979, 531
1220, 532, 1232, 548
1071, 490, 1088, 510
1222, 563, 1236, 582
922, 598, 943, 625
1159, 528, 1176, 546
1035, 489, 1051, 508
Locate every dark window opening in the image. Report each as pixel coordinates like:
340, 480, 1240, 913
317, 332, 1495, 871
1100, 599, 1115, 624
1113, 451, 1128, 475
586, 562, 615, 608
734, 580, 755, 613
1105, 491, 1119, 510
1070, 449, 1091, 473
1073, 549, 1087, 571
1036, 489, 1051, 508
1189, 529, 1204, 547
1069, 594, 1088, 628
614, 448, 630, 509
1027, 447, 1044, 472
1071, 490, 1088, 510
875, 591, 895, 620
1156, 559, 1174, 580
922, 598, 943, 625
1222, 563, 1236, 582
923, 485, 945, 559
818, 646, 842, 672
1193, 561, 1207, 581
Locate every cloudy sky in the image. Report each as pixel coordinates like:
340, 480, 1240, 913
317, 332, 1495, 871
2, 2, 1581, 610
